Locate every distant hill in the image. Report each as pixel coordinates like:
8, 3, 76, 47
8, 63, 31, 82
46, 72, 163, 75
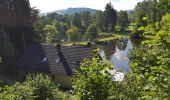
40, 7, 97, 16
55, 7, 97, 15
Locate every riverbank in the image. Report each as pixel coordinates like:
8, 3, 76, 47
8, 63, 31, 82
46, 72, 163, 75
62, 32, 130, 46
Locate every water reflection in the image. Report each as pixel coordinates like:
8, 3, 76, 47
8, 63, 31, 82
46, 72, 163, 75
111, 40, 132, 73
97, 39, 133, 73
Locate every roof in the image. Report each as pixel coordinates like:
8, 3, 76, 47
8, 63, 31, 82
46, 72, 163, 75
16, 44, 94, 76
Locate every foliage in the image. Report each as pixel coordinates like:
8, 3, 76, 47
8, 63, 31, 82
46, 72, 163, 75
67, 26, 80, 41
104, 2, 117, 32
117, 10, 129, 31
127, 14, 170, 99
132, 0, 170, 38
0, 29, 17, 62
44, 24, 58, 43
0, 74, 75, 100
72, 49, 113, 100
33, 16, 47, 43
85, 24, 98, 41
24, 74, 58, 100
72, 13, 82, 31
95, 10, 105, 32
0, 0, 37, 54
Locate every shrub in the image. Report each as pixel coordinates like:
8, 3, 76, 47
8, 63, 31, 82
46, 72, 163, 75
72, 49, 113, 100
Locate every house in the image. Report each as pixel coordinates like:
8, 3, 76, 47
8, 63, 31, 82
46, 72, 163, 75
16, 44, 96, 88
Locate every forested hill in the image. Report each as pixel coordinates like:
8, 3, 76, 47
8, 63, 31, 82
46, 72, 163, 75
41, 7, 97, 15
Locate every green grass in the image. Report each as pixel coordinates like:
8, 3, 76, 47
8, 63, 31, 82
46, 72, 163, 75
62, 41, 88, 46
98, 32, 129, 42
62, 32, 130, 46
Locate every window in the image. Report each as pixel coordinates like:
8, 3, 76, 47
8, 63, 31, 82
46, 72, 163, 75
56, 58, 60, 63
42, 57, 48, 62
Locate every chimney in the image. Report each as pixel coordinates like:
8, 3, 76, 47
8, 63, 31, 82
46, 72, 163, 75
55, 43, 61, 53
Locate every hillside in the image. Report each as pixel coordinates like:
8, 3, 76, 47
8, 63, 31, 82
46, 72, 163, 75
40, 7, 97, 16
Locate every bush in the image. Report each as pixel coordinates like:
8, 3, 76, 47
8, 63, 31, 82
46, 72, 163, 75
0, 74, 75, 100
72, 49, 113, 100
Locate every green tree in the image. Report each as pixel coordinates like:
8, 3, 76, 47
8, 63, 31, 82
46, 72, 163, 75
104, 2, 117, 32
95, 10, 105, 32
44, 24, 58, 43
81, 11, 92, 33
67, 26, 79, 41
117, 10, 129, 31
85, 24, 98, 41
72, 13, 82, 31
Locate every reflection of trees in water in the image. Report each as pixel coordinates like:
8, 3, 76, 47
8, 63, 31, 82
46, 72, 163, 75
97, 41, 116, 60
97, 39, 142, 60
97, 40, 130, 60
116, 40, 128, 51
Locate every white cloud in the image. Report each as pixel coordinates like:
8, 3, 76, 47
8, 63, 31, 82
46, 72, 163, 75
30, 0, 144, 13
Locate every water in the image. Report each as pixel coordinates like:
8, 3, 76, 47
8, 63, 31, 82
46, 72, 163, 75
98, 39, 133, 73
110, 40, 132, 73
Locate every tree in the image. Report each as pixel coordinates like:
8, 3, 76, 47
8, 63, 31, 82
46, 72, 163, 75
0, 29, 17, 63
95, 10, 105, 32
104, 2, 117, 32
85, 24, 98, 41
72, 13, 82, 32
81, 11, 92, 33
0, 0, 37, 54
44, 24, 58, 43
117, 10, 129, 31
66, 26, 79, 41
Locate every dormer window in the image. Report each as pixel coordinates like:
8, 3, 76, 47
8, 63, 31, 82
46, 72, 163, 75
42, 57, 48, 62
56, 58, 60, 64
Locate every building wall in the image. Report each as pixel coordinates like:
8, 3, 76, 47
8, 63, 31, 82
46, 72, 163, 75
53, 75, 72, 88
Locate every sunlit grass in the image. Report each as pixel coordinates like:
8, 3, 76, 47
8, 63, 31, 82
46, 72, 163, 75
62, 32, 130, 46
98, 32, 129, 42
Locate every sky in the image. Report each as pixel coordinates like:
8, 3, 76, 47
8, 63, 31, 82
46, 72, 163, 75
29, 0, 144, 13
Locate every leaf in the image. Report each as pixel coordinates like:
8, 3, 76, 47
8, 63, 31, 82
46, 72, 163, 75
163, 14, 170, 21
143, 17, 148, 21
133, 63, 138, 67
138, 27, 145, 31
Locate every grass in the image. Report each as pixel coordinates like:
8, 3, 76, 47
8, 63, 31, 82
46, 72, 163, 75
62, 41, 88, 46
62, 31, 130, 46
98, 32, 129, 42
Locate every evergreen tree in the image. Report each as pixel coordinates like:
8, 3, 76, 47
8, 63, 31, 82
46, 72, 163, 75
104, 2, 117, 32
117, 10, 129, 31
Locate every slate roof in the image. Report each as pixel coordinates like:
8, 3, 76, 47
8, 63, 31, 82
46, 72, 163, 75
16, 44, 94, 76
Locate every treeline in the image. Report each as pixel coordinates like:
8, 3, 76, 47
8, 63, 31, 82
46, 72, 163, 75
33, 2, 129, 43
0, 0, 38, 63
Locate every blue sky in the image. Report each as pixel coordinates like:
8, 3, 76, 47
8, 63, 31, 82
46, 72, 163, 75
30, 0, 144, 13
